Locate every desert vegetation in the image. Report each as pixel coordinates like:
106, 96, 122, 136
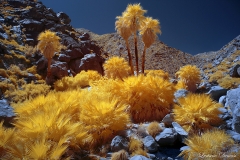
0, 2, 240, 160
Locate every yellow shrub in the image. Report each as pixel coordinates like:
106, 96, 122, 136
0, 122, 15, 159
129, 137, 148, 157
175, 80, 188, 91
218, 75, 240, 89
111, 150, 128, 160
175, 65, 201, 92
0, 80, 16, 93
8, 65, 28, 77
179, 129, 235, 160
123, 75, 175, 123
129, 137, 143, 153
5, 82, 51, 103
103, 56, 131, 80
90, 74, 175, 123
54, 70, 102, 91
0, 69, 9, 78
79, 90, 130, 147
10, 90, 91, 158
209, 70, 224, 83
145, 69, 169, 80
147, 121, 163, 137
173, 93, 223, 133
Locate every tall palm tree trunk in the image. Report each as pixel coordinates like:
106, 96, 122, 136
142, 46, 147, 74
47, 58, 52, 77
134, 33, 139, 75
126, 39, 134, 75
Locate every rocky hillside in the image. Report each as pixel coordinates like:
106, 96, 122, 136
0, 0, 104, 85
76, 28, 200, 76
194, 35, 240, 68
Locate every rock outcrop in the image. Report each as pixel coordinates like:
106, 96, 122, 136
0, 0, 104, 85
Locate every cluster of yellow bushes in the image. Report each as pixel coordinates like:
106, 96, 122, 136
2, 53, 237, 158
205, 50, 240, 89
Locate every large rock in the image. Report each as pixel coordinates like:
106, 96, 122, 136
50, 61, 68, 79
20, 19, 44, 32
226, 130, 240, 143
71, 53, 104, 75
229, 64, 240, 77
57, 12, 71, 24
155, 128, 178, 146
225, 87, 240, 133
0, 99, 15, 127
172, 122, 188, 143
143, 136, 159, 153
110, 135, 129, 152
207, 85, 228, 101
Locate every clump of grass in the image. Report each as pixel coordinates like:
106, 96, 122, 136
173, 93, 223, 134
129, 137, 148, 157
146, 121, 163, 137
111, 150, 128, 160
179, 129, 235, 160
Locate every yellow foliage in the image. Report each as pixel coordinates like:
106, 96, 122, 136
124, 74, 175, 123
175, 80, 188, 90
5, 82, 51, 103
0, 80, 16, 93
145, 69, 169, 80
129, 137, 143, 153
103, 56, 131, 80
0, 68, 9, 78
123, 3, 146, 32
79, 90, 130, 147
147, 121, 163, 137
115, 16, 132, 41
175, 65, 201, 92
179, 129, 235, 160
0, 122, 15, 158
8, 65, 28, 77
209, 70, 224, 83
173, 93, 223, 133
90, 74, 175, 123
139, 17, 161, 48
54, 70, 102, 91
37, 30, 61, 59
111, 150, 128, 160
218, 75, 240, 89
10, 90, 91, 158
129, 137, 148, 157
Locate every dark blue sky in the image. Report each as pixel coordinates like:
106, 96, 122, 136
40, 0, 240, 55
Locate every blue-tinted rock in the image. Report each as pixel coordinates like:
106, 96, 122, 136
155, 128, 178, 146
226, 88, 240, 133
129, 155, 150, 160
110, 135, 129, 152
143, 136, 159, 153
207, 86, 228, 101
172, 122, 188, 143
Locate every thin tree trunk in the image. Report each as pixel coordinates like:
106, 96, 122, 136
142, 46, 147, 74
47, 58, 52, 77
126, 39, 134, 75
134, 33, 139, 75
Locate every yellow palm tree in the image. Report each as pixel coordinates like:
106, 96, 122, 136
115, 16, 134, 74
123, 3, 146, 75
139, 17, 161, 74
37, 30, 61, 77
